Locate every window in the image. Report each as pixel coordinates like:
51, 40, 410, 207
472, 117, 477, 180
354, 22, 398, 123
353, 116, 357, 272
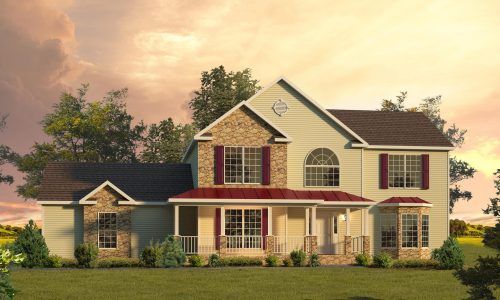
225, 209, 261, 248
305, 148, 340, 187
380, 214, 397, 248
422, 215, 429, 247
402, 214, 418, 248
224, 146, 262, 184
98, 212, 117, 249
389, 155, 422, 188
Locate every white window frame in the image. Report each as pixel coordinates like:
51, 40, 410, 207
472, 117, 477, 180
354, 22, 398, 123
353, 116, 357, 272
304, 148, 340, 187
380, 213, 397, 248
388, 154, 422, 189
224, 208, 262, 249
422, 214, 429, 248
97, 212, 118, 249
401, 213, 419, 248
223, 146, 262, 184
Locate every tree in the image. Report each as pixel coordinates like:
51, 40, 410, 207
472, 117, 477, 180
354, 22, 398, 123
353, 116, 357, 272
455, 255, 500, 300
450, 219, 468, 237
483, 170, 500, 250
15, 84, 145, 199
189, 66, 261, 130
0, 115, 19, 185
379, 92, 476, 212
12, 220, 49, 268
140, 118, 196, 163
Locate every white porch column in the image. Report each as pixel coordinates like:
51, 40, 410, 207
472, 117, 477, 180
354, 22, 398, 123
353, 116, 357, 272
362, 208, 368, 236
220, 206, 225, 235
267, 206, 273, 235
174, 205, 179, 236
305, 208, 310, 236
345, 208, 351, 236
311, 206, 317, 235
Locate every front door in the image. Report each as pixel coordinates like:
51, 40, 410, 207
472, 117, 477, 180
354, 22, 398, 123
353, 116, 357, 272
316, 211, 332, 254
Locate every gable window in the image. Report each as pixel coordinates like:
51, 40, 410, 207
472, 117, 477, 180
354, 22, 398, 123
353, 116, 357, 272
402, 214, 418, 248
225, 209, 262, 248
380, 213, 397, 248
98, 212, 117, 249
224, 146, 262, 184
389, 155, 421, 188
305, 148, 340, 187
422, 215, 429, 248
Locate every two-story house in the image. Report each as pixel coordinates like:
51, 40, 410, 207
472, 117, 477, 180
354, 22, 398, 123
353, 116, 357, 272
38, 77, 453, 263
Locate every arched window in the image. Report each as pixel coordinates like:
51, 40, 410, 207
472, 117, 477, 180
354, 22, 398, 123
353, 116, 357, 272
305, 148, 340, 187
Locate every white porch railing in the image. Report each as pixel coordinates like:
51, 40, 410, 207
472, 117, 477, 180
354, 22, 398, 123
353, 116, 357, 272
352, 236, 364, 254
179, 236, 216, 254
272, 236, 308, 254
226, 236, 263, 253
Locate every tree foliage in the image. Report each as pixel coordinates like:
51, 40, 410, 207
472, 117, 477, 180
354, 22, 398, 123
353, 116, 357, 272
189, 66, 260, 130
12, 220, 49, 268
483, 170, 500, 218
450, 219, 468, 236
455, 255, 500, 300
379, 92, 476, 212
0, 115, 19, 185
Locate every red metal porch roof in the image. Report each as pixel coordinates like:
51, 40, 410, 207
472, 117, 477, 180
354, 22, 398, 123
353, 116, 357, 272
380, 197, 431, 204
171, 187, 373, 202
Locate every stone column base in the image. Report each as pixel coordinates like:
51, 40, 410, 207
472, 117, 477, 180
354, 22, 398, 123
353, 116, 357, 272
344, 236, 352, 254
265, 236, 274, 254
362, 236, 370, 254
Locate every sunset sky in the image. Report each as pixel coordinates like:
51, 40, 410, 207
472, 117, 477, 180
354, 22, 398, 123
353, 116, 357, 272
0, 0, 499, 226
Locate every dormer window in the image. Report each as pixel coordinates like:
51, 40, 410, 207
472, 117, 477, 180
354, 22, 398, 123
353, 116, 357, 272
224, 146, 262, 184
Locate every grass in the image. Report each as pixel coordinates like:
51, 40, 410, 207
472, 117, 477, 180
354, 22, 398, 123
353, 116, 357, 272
8, 237, 500, 299
457, 237, 498, 267
0, 237, 15, 246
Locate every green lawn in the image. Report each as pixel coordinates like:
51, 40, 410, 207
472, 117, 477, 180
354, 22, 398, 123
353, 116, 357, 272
457, 237, 498, 267
9, 237, 500, 300
0, 237, 15, 246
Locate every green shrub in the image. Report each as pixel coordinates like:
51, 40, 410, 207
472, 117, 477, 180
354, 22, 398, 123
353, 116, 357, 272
373, 252, 393, 268
12, 220, 49, 268
308, 253, 320, 267
355, 253, 371, 266
0, 273, 15, 300
61, 258, 78, 268
290, 250, 307, 267
74, 243, 99, 268
188, 255, 204, 267
431, 237, 465, 269
282, 257, 293, 267
44, 254, 63, 268
160, 236, 186, 268
483, 223, 500, 250
392, 259, 439, 269
98, 258, 140, 268
140, 242, 162, 268
454, 254, 500, 300
220, 256, 262, 267
208, 254, 222, 267
265, 255, 279, 267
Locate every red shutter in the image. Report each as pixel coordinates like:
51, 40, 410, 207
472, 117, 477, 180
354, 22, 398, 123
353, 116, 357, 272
262, 208, 268, 249
262, 146, 271, 185
422, 154, 430, 189
215, 208, 221, 250
214, 146, 224, 185
381, 153, 389, 189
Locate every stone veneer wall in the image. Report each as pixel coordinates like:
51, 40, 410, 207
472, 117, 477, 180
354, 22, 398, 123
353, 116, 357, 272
197, 106, 287, 188
83, 186, 132, 258
380, 206, 431, 259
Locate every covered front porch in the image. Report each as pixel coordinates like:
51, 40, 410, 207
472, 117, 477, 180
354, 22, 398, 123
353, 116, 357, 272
170, 188, 374, 259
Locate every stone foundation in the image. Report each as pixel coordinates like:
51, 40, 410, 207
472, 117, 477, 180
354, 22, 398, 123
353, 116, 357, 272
318, 255, 355, 265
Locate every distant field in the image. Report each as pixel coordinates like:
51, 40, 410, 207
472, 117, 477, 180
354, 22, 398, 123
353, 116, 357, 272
0, 237, 15, 246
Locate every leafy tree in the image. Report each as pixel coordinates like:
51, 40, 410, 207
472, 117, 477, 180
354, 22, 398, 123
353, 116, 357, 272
15, 85, 145, 199
483, 170, 500, 250
379, 92, 476, 212
455, 255, 500, 300
189, 66, 261, 130
0, 115, 19, 185
140, 118, 195, 163
450, 219, 468, 237
12, 220, 49, 268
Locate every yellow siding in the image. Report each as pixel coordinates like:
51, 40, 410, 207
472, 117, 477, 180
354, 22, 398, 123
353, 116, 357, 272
248, 80, 362, 194
363, 150, 449, 252
198, 206, 216, 236
287, 207, 306, 236
131, 207, 171, 257
272, 207, 287, 236
184, 142, 198, 188
42, 206, 83, 258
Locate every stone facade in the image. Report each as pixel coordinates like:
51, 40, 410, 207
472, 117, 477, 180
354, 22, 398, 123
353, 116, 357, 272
83, 186, 132, 258
304, 236, 317, 254
197, 106, 287, 188
362, 235, 370, 254
344, 235, 352, 254
380, 206, 431, 259
318, 254, 355, 265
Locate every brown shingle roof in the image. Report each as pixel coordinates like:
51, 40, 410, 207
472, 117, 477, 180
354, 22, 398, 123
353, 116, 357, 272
328, 109, 453, 147
38, 162, 193, 202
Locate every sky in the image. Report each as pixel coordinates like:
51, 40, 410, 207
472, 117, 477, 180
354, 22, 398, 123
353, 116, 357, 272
0, 0, 499, 226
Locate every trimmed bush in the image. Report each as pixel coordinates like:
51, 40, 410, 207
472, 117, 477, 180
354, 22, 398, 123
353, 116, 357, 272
220, 256, 262, 267
208, 254, 222, 267
308, 253, 320, 267
74, 243, 99, 268
188, 255, 204, 267
160, 236, 186, 268
431, 237, 465, 269
45, 255, 63, 268
98, 258, 140, 268
61, 258, 78, 268
392, 259, 439, 269
140, 242, 162, 268
373, 252, 393, 268
12, 220, 49, 268
290, 250, 307, 267
282, 257, 293, 267
265, 255, 279, 267
355, 253, 371, 267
